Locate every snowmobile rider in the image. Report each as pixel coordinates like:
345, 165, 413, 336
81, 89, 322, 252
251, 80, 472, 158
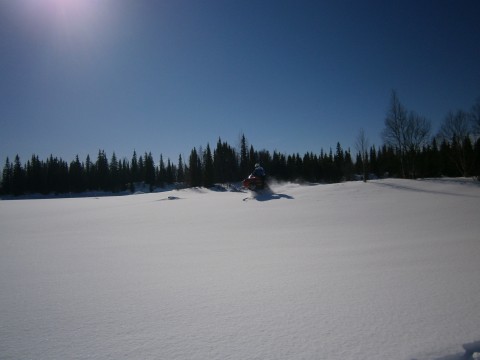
252, 163, 266, 188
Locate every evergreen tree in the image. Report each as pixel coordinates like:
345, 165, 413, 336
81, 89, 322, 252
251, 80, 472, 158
240, 134, 249, 177
323, 148, 335, 183
271, 151, 288, 180
95, 150, 110, 191
131, 150, 139, 183
286, 154, 302, 180
53, 157, 68, 194
69, 155, 85, 193
369, 146, 378, 178
214, 138, 226, 183
177, 154, 185, 183
355, 152, 364, 176
473, 138, 480, 178
110, 152, 120, 192
439, 140, 456, 176
119, 158, 130, 191
248, 145, 256, 172
257, 150, 272, 172
166, 159, 175, 184
333, 143, 344, 182
144, 152, 156, 191
463, 136, 475, 176
426, 138, 442, 178
377, 144, 400, 177
343, 149, 354, 181
203, 143, 215, 187
27, 154, 46, 194
302, 152, 315, 182
138, 155, 145, 184
158, 155, 166, 187
188, 147, 202, 187
85, 155, 93, 191
12, 155, 25, 196
1, 157, 13, 195
46, 155, 56, 194
213, 139, 239, 183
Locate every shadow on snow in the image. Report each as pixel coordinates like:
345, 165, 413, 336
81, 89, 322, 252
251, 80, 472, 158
412, 340, 480, 360
371, 180, 480, 199
242, 187, 294, 202
254, 192, 294, 202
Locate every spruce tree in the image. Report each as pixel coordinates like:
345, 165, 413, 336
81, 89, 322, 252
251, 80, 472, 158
1, 157, 13, 195
188, 148, 202, 187
12, 155, 25, 196
203, 143, 214, 187
69, 155, 85, 193
166, 159, 175, 184
110, 152, 120, 192
369, 146, 378, 178
248, 145, 256, 172
131, 150, 139, 184
95, 150, 110, 191
474, 138, 480, 178
144, 152, 155, 191
177, 154, 185, 183
85, 155, 93, 191
119, 158, 130, 191
158, 155, 166, 187
240, 134, 249, 177
26, 154, 45, 194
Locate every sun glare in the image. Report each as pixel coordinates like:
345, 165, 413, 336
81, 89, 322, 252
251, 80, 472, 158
45, 0, 97, 30
16, 0, 107, 36
12, 0, 117, 54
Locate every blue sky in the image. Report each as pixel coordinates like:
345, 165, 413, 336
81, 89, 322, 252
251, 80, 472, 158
1, 0, 479, 165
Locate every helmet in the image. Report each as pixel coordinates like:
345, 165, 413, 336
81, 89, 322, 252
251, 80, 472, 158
255, 163, 260, 168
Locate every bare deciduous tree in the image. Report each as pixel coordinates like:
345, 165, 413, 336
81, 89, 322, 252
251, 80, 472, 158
355, 128, 369, 182
382, 90, 408, 177
404, 111, 431, 178
471, 97, 480, 138
439, 110, 471, 141
405, 112, 431, 153
438, 110, 474, 177
382, 91, 408, 154
382, 90, 431, 178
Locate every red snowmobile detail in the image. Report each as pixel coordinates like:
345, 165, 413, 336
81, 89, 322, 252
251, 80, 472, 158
242, 174, 265, 191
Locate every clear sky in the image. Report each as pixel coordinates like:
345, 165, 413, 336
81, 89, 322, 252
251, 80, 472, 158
1, 0, 479, 165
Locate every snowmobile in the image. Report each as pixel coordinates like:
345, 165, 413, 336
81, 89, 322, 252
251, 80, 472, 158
242, 174, 266, 191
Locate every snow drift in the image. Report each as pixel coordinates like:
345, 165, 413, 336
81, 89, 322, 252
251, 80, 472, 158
1, 178, 479, 360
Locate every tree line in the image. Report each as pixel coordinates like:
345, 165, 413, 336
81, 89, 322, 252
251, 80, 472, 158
1, 92, 479, 196
377, 91, 480, 180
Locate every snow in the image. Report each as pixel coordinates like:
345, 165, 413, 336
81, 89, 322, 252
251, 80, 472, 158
1, 178, 479, 360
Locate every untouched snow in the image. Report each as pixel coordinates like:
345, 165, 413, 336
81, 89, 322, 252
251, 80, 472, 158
1, 178, 479, 360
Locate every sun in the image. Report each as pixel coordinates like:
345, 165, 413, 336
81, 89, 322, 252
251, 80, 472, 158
14, 0, 104, 34
12, 0, 116, 52
48, 0, 90, 12
44, 0, 97, 29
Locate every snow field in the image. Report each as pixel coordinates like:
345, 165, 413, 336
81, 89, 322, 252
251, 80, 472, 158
1, 179, 479, 360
